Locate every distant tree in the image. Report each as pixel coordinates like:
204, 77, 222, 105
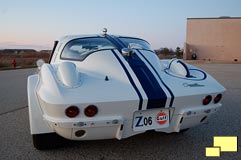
154, 49, 162, 55
169, 48, 174, 54
175, 47, 183, 57
162, 48, 170, 56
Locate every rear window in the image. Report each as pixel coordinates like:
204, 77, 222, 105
61, 38, 116, 61
119, 37, 152, 50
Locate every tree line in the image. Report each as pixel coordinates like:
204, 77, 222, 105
154, 47, 183, 58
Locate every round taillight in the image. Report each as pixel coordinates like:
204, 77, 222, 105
214, 94, 222, 104
84, 105, 98, 117
65, 106, 79, 118
203, 95, 212, 105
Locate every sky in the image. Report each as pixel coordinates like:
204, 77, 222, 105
0, 0, 241, 51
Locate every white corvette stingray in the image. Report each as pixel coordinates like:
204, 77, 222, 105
28, 31, 225, 149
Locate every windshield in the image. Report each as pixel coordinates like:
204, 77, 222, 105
119, 37, 152, 50
61, 38, 116, 61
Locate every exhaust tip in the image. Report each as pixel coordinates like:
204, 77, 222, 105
75, 130, 86, 137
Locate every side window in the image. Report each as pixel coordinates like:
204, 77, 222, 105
61, 38, 116, 61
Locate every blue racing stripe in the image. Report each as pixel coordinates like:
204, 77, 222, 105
136, 50, 174, 107
125, 53, 167, 109
105, 35, 123, 52
111, 50, 143, 110
108, 36, 167, 109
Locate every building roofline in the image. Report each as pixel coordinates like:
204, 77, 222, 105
187, 17, 241, 20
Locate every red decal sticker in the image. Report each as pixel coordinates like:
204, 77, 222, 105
156, 112, 168, 125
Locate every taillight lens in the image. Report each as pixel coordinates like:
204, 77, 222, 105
214, 94, 222, 104
203, 95, 212, 105
65, 106, 79, 118
84, 105, 98, 117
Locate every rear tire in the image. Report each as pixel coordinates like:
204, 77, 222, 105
179, 128, 189, 133
162, 128, 190, 135
32, 133, 65, 150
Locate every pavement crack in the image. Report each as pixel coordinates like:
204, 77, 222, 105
0, 106, 28, 116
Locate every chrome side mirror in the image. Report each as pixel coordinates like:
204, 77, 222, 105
121, 48, 134, 57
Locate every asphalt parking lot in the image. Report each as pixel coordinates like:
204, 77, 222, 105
0, 64, 240, 160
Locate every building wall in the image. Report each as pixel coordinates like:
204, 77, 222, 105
184, 17, 241, 61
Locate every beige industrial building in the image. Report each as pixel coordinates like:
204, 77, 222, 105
183, 17, 241, 61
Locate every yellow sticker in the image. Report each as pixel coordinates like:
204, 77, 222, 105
213, 136, 238, 152
205, 147, 221, 157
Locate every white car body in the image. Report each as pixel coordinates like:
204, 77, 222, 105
28, 34, 225, 149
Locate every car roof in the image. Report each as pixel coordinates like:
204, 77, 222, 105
57, 34, 145, 43
57, 34, 100, 42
